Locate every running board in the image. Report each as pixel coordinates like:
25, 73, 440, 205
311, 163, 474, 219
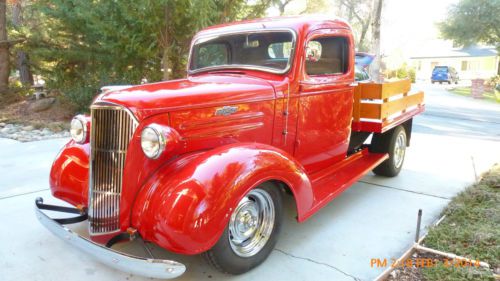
299, 149, 388, 222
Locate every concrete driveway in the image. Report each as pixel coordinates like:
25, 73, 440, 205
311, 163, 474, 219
1, 82, 499, 281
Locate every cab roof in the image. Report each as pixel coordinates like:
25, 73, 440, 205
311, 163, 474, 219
195, 16, 351, 37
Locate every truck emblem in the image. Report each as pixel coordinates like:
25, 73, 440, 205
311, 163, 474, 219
215, 106, 239, 116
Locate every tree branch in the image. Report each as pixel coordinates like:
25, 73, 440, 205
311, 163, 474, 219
339, 0, 366, 25
0, 38, 25, 47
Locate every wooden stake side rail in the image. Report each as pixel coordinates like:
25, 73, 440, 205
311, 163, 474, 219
352, 79, 425, 133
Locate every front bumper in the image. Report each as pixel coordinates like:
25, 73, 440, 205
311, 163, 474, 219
34, 197, 186, 279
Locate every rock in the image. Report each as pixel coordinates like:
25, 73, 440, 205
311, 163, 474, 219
32, 129, 41, 134
28, 97, 56, 112
0, 122, 5, 127
0, 128, 11, 134
63, 131, 70, 137
41, 128, 52, 136
22, 125, 34, 131
5, 124, 14, 129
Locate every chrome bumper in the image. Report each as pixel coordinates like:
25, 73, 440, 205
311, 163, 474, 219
34, 197, 186, 279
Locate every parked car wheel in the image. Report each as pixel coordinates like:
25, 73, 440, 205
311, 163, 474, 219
203, 183, 283, 274
370, 125, 407, 177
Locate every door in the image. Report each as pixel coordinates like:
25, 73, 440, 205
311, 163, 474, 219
294, 29, 355, 173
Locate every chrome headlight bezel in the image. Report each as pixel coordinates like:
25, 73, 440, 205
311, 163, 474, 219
140, 124, 166, 159
70, 115, 87, 144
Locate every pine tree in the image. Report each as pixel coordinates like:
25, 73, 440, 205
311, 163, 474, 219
25, 0, 272, 110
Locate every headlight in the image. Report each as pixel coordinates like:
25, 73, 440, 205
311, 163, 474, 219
141, 125, 166, 159
70, 115, 87, 144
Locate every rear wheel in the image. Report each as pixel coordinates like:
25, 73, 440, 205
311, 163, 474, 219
370, 126, 407, 177
203, 183, 283, 274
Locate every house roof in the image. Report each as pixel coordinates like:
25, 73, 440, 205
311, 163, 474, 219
410, 46, 498, 59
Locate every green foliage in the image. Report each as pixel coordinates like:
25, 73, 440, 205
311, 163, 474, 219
485, 75, 500, 88
423, 261, 495, 281
422, 166, 500, 280
18, 0, 272, 111
439, 0, 500, 51
422, 165, 500, 281
385, 64, 416, 82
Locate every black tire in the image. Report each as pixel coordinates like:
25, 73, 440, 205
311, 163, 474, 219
370, 126, 407, 177
203, 183, 283, 274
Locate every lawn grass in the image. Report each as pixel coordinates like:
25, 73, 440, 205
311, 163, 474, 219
449, 87, 500, 104
421, 165, 500, 280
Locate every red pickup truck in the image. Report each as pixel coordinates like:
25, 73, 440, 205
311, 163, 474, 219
35, 16, 424, 278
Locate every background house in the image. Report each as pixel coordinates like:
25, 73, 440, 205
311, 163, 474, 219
410, 46, 499, 81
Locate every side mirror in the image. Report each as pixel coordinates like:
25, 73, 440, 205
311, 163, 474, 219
306, 48, 320, 62
305, 41, 322, 62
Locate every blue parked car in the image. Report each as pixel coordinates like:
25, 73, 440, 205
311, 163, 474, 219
431, 66, 459, 84
355, 52, 375, 82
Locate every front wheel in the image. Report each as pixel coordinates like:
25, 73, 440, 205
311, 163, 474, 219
370, 125, 407, 177
203, 183, 283, 274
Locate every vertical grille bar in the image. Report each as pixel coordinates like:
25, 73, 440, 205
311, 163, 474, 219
89, 104, 137, 234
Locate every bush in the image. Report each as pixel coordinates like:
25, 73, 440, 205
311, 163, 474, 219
485, 75, 499, 88
385, 63, 416, 83
61, 85, 98, 114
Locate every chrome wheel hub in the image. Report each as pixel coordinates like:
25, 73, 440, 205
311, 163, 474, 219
228, 189, 275, 257
393, 132, 406, 169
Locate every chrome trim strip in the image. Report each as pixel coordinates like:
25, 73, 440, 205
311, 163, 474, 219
188, 28, 297, 75
35, 203, 186, 279
91, 102, 139, 124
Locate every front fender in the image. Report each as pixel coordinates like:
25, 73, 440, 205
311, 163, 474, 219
131, 143, 312, 255
49, 140, 89, 207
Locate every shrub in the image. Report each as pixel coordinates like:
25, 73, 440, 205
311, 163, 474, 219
485, 75, 499, 88
384, 63, 416, 83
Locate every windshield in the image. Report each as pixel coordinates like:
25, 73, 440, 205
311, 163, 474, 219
433, 66, 448, 73
189, 30, 295, 74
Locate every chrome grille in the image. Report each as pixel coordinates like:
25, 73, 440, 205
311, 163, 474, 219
89, 104, 137, 234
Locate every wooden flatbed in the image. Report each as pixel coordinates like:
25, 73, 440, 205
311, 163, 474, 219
352, 79, 425, 133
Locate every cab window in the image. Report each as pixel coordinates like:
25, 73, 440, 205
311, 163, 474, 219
306, 37, 349, 76
195, 43, 229, 69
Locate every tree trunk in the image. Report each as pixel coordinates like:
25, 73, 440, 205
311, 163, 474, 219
0, 0, 9, 94
279, 3, 285, 15
12, 1, 33, 86
358, 20, 370, 51
369, 0, 383, 82
162, 5, 170, 81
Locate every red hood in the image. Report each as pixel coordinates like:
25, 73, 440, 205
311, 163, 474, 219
95, 74, 276, 120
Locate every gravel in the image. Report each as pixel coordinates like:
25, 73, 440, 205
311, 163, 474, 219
0, 123, 70, 142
